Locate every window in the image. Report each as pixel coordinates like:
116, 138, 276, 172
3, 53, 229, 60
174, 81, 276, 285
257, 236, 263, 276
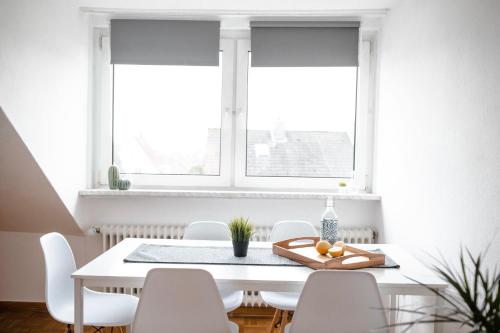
246, 64, 357, 178
94, 21, 374, 191
113, 61, 223, 176
95, 33, 234, 187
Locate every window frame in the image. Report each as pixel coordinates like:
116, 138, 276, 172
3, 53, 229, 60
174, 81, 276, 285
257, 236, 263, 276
94, 34, 235, 188
93, 27, 376, 192
233, 38, 373, 190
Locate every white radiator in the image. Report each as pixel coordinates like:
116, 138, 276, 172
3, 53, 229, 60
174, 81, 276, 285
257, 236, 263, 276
98, 224, 376, 307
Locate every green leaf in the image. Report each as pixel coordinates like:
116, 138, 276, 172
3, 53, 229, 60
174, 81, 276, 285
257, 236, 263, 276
384, 244, 499, 332
228, 217, 254, 242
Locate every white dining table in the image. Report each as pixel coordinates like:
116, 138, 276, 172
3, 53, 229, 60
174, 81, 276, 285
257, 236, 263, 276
72, 238, 447, 333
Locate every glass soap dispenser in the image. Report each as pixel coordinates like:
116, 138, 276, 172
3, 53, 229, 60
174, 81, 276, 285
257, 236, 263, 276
320, 197, 339, 244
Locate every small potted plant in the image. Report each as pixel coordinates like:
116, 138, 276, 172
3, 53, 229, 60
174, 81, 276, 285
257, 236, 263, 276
338, 180, 348, 193
229, 217, 254, 257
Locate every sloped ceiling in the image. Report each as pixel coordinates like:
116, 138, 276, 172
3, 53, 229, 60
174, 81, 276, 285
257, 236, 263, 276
0, 108, 82, 235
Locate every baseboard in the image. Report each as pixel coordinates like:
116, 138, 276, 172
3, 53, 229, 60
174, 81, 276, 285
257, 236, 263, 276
0, 301, 275, 318
0, 301, 47, 312
230, 306, 275, 317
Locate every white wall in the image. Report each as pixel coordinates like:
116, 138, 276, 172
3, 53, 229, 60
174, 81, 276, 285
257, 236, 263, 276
0, 0, 90, 220
0, 231, 101, 302
375, 4, 500, 331
0, 0, 94, 303
375, 0, 500, 267
0, 108, 81, 235
0, 0, 92, 302
76, 196, 382, 231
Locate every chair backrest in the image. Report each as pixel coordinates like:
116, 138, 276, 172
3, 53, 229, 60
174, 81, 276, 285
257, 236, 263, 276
133, 268, 232, 333
289, 271, 388, 333
269, 220, 318, 242
40, 232, 76, 320
183, 221, 231, 241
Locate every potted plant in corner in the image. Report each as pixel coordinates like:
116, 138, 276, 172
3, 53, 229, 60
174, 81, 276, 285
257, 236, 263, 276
229, 217, 254, 257
386, 245, 499, 332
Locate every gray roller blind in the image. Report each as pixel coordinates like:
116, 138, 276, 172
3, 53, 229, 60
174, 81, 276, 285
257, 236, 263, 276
110, 19, 220, 66
250, 21, 359, 67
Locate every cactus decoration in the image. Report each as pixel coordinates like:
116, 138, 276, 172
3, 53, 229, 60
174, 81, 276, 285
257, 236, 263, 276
108, 165, 120, 189
117, 179, 131, 190
107, 165, 131, 190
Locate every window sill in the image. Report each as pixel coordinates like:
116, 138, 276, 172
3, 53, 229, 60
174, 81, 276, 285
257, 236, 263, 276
78, 189, 381, 201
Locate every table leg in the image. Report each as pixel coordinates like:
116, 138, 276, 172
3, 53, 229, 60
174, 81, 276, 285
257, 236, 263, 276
434, 295, 444, 333
74, 278, 84, 333
389, 294, 397, 333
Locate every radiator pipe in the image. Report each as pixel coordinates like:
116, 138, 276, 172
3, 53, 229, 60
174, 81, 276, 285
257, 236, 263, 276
86, 226, 101, 235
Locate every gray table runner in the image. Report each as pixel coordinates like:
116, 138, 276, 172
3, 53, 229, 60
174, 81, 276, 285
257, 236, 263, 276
124, 244, 400, 269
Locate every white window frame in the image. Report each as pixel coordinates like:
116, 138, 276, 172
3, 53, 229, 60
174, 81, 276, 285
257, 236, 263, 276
93, 33, 235, 188
233, 38, 373, 190
93, 27, 375, 192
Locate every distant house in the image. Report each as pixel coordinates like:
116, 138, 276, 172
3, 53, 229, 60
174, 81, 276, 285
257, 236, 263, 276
203, 129, 354, 178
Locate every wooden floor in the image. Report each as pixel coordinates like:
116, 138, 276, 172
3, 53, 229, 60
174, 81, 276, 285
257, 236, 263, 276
230, 307, 276, 333
0, 302, 275, 333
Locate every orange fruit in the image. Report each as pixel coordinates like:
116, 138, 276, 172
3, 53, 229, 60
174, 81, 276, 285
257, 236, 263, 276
328, 246, 344, 257
333, 241, 346, 255
315, 240, 331, 255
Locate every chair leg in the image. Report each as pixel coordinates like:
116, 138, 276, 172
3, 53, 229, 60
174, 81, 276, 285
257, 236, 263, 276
278, 310, 289, 333
275, 309, 284, 329
268, 309, 282, 333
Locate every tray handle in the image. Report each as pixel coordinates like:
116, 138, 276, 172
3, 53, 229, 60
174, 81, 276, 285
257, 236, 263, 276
324, 252, 384, 265
273, 236, 320, 250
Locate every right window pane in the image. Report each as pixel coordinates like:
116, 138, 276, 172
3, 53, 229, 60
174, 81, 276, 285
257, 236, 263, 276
246, 59, 358, 178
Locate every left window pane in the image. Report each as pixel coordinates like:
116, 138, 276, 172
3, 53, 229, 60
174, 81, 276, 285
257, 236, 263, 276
112, 61, 222, 175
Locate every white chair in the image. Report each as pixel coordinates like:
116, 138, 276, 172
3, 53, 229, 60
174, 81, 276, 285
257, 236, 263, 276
287, 270, 388, 333
40, 232, 138, 333
133, 268, 238, 333
183, 221, 244, 313
183, 221, 232, 240
261, 221, 318, 333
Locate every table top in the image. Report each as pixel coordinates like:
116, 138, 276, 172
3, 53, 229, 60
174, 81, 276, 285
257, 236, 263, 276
72, 238, 447, 295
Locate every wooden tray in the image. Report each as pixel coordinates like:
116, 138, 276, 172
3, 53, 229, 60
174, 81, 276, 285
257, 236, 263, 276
273, 236, 385, 270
